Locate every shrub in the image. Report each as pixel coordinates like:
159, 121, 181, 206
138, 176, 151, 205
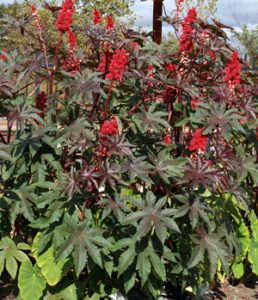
0, 2, 257, 299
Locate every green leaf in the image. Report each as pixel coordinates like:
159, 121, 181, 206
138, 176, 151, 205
237, 222, 250, 254
56, 215, 111, 275
14, 250, 30, 263
18, 260, 46, 300
123, 266, 136, 294
232, 261, 244, 279
0, 143, 12, 161
188, 245, 205, 269
136, 252, 151, 287
149, 250, 166, 281
17, 242, 31, 251
118, 246, 136, 278
250, 210, 258, 241
6, 256, 18, 279
135, 104, 170, 133
0, 236, 29, 279
73, 240, 88, 278
124, 192, 180, 243
37, 247, 67, 286
248, 238, 258, 276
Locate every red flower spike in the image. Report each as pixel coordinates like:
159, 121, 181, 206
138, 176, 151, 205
189, 128, 208, 152
106, 15, 114, 30
164, 134, 172, 145
106, 48, 128, 81
179, 8, 197, 53
56, 0, 74, 31
224, 51, 241, 90
100, 118, 118, 135
185, 8, 197, 24
93, 8, 102, 25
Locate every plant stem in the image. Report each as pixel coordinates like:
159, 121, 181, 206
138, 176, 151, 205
0, 132, 7, 144
103, 79, 114, 119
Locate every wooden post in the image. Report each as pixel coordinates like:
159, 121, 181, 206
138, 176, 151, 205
153, 0, 163, 44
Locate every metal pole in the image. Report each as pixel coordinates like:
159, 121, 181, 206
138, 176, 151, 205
153, 0, 163, 44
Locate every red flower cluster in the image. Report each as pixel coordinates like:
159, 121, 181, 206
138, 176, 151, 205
93, 8, 102, 25
56, 0, 74, 31
55, 0, 80, 73
63, 29, 80, 73
106, 15, 114, 30
164, 134, 172, 145
189, 128, 208, 152
100, 118, 118, 135
224, 51, 241, 89
0, 48, 8, 61
190, 97, 201, 110
106, 48, 128, 81
35, 92, 48, 112
166, 63, 177, 73
179, 8, 197, 53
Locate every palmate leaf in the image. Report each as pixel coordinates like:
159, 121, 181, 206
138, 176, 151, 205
99, 160, 124, 188
6, 186, 37, 222
135, 103, 170, 133
124, 191, 180, 243
0, 237, 30, 279
236, 156, 258, 185
115, 237, 166, 291
180, 157, 222, 189
55, 214, 112, 276
149, 150, 185, 183
103, 134, 135, 158
122, 156, 153, 183
189, 229, 229, 279
174, 194, 212, 228
7, 101, 44, 131
191, 102, 245, 140
98, 194, 130, 222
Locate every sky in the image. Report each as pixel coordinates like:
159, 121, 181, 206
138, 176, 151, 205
132, 0, 258, 35
0, 0, 257, 34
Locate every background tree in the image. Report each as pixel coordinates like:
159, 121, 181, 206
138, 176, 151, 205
232, 25, 258, 68
176, 0, 217, 19
0, 0, 135, 53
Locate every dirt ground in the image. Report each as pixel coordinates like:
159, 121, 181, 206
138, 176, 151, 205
214, 280, 258, 300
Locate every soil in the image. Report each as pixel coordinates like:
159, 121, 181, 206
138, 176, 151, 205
214, 280, 258, 300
